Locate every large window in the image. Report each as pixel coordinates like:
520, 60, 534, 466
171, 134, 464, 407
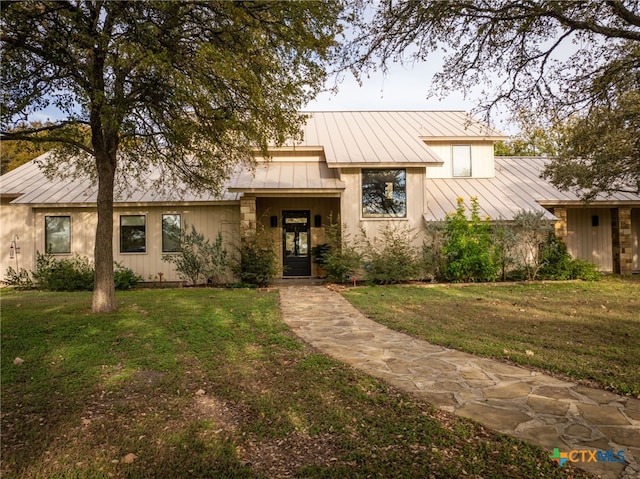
452, 145, 472, 177
362, 169, 406, 218
45, 216, 71, 253
162, 214, 181, 252
120, 215, 146, 253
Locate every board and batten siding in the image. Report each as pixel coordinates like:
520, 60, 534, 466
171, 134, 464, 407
1, 199, 36, 275
339, 167, 426, 249
424, 141, 495, 179
113, 204, 240, 282
632, 208, 640, 272
19, 204, 239, 283
565, 208, 613, 272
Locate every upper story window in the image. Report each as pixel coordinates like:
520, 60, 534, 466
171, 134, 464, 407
362, 169, 406, 218
452, 145, 472, 177
45, 216, 71, 254
120, 215, 146, 253
162, 214, 182, 253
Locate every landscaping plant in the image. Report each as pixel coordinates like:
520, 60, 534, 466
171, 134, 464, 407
361, 224, 419, 284
162, 225, 229, 285
442, 197, 500, 282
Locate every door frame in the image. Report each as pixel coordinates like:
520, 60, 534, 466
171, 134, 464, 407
282, 210, 311, 276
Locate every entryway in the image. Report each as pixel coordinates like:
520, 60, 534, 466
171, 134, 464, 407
282, 210, 311, 276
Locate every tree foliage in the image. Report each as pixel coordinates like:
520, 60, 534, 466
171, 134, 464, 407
1, 1, 346, 311
355, 0, 640, 197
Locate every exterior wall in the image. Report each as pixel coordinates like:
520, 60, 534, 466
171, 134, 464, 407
1, 202, 240, 284
339, 167, 426, 250
633, 208, 640, 272
256, 196, 340, 277
423, 141, 495, 178
112, 204, 240, 282
566, 207, 613, 272
612, 207, 633, 275
1, 199, 36, 277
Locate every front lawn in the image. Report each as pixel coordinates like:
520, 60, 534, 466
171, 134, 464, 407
342, 277, 640, 397
1, 288, 592, 478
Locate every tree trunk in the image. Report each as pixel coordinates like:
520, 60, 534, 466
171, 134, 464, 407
92, 153, 117, 313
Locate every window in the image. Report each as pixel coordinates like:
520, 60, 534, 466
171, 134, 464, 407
162, 214, 181, 252
362, 169, 406, 218
452, 145, 472, 177
120, 215, 146, 253
45, 216, 71, 253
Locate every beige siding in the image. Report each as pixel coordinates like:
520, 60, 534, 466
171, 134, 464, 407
112, 205, 240, 282
1, 199, 36, 276
339, 167, 426, 250
632, 208, 640, 272
424, 141, 495, 179
256, 197, 340, 276
566, 208, 613, 272
2, 203, 240, 284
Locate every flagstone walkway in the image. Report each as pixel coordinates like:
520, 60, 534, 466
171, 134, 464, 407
279, 285, 640, 479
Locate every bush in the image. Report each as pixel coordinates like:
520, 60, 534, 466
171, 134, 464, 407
421, 222, 446, 281
538, 233, 600, 281
114, 262, 142, 290
32, 252, 94, 291
3, 266, 34, 289
162, 225, 229, 285
361, 224, 419, 284
28, 252, 142, 291
235, 225, 278, 287
442, 197, 500, 282
512, 210, 555, 280
323, 217, 362, 283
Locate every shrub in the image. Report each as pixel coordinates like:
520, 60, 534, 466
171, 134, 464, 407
162, 225, 229, 285
235, 225, 278, 287
3, 266, 34, 289
492, 219, 519, 281
442, 197, 500, 282
323, 216, 362, 283
421, 221, 446, 281
114, 262, 142, 290
361, 224, 419, 284
512, 210, 555, 280
538, 233, 600, 281
32, 252, 94, 291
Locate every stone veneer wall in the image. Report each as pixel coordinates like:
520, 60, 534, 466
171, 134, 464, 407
553, 207, 567, 243
612, 207, 633, 275
240, 196, 257, 239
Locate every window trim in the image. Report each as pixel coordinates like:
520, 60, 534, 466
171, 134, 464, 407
361, 168, 407, 219
452, 144, 472, 177
161, 213, 182, 253
44, 215, 72, 254
119, 214, 147, 254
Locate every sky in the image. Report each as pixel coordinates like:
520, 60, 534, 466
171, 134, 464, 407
28, 55, 513, 134
305, 59, 514, 133
306, 62, 468, 111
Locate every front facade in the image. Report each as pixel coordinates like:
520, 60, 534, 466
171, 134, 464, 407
1, 111, 639, 282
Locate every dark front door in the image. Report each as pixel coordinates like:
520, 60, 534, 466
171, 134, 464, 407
283, 210, 311, 276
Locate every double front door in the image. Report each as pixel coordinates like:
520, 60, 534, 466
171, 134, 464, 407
282, 210, 311, 276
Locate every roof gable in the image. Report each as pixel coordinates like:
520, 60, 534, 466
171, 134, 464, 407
296, 111, 506, 167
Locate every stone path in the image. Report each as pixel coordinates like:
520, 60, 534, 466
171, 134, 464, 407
279, 285, 640, 479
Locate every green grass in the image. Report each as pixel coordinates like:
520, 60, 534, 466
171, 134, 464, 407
1, 288, 593, 478
342, 277, 640, 397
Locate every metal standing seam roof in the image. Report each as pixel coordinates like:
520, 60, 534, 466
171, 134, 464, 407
296, 111, 506, 167
227, 160, 345, 192
1, 152, 240, 204
424, 156, 640, 222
